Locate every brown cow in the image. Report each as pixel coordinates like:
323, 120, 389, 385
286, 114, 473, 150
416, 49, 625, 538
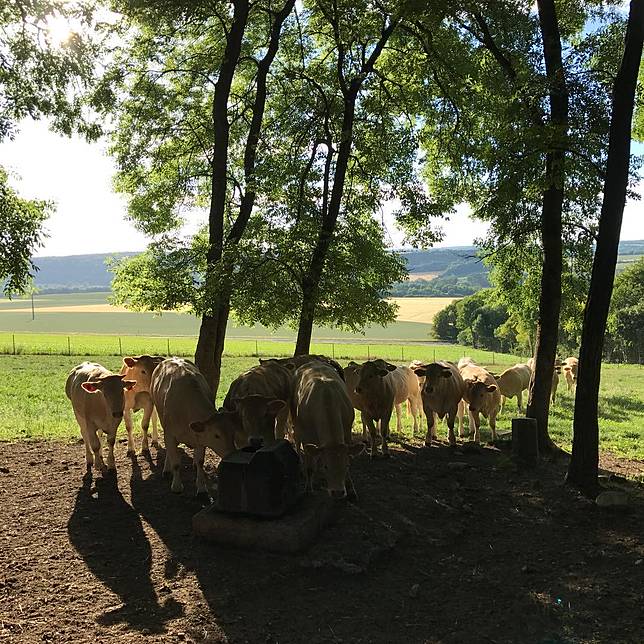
66, 362, 136, 474
457, 358, 501, 443
291, 361, 363, 499
411, 361, 465, 446
494, 363, 531, 413
151, 358, 237, 495
562, 357, 579, 392
344, 361, 368, 440
527, 357, 560, 403
120, 354, 164, 455
223, 360, 294, 446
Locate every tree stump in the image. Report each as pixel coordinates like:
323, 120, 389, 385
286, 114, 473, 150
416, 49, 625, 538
512, 418, 539, 467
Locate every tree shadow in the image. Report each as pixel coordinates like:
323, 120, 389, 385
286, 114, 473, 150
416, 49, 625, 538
598, 394, 644, 421
67, 468, 183, 633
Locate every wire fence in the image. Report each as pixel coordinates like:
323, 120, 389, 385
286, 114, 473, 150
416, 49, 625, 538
0, 332, 528, 367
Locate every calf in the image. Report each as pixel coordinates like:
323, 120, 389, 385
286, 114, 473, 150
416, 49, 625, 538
494, 363, 531, 413
343, 361, 368, 440
457, 359, 501, 443
353, 360, 420, 455
562, 357, 578, 392
292, 362, 363, 499
223, 360, 294, 446
65, 362, 136, 474
120, 355, 164, 455
411, 361, 465, 446
151, 358, 237, 495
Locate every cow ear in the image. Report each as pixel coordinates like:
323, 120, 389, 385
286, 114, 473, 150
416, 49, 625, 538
441, 369, 452, 378
303, 444, 320, 457
414, 367, 427, 377
123, 357, 136, 368
348, 442, 365, 458
282, 362, 296, 371
81, 382, 99, 393
347, 361, 358, 367
190, 420, 206, 433
385, 362, 397, 372
486, 384, 498, 393
266, 399, 287, 416
122, 380, 136, 391
377, 368, 389, 377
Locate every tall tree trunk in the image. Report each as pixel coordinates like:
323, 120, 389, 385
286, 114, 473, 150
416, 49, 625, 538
525, 0, 569, 451
566, 0, 644, 494
293, 13, 399, 355
195, 0, 249, 394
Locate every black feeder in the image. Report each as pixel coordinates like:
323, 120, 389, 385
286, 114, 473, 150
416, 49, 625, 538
217, 438, 302, 518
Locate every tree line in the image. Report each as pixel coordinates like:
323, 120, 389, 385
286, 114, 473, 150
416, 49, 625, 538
1, 0, 643, 493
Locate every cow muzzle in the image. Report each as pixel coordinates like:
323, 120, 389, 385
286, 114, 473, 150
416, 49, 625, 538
329, 489, 347, 500
112, 411, 123, 419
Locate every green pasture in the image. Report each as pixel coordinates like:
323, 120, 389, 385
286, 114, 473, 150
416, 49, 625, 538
0, 354, 642, 461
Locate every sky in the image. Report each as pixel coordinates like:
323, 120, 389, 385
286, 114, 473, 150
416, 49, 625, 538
0, 118, 642, 257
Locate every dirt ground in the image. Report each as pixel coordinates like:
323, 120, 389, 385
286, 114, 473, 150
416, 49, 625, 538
1, 438, 643, 644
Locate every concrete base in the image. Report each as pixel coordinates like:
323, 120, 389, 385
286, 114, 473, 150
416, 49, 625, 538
192, 492, 336, 553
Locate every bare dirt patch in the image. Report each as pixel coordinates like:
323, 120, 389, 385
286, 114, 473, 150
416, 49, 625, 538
0, 439, 642, 643
388, 297, 459, 324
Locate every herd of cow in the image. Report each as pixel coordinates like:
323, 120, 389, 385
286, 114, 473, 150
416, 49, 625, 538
65, 353, 579, 500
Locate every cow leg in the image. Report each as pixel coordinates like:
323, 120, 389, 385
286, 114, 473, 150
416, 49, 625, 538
470, 410, 481, 443
517, 391, 524, 414
123, 408, 136, 457
381, 412, 392, 456
140, 401, 154, 455
424, 412, 435, 447
161, 426, 175, 475
500, 395, 506, 415
86, 424, 107, 474
193, 445, 208, 495
457, 400, 465, 438
364, 416, 379, 457
488, 410, 498, 442
395, 403, 403, 433
446, 410, 457, 446
105, 432, 116, 470
360, 413, 368, 442
167, 438, 184, 494
150, 407, 160, 448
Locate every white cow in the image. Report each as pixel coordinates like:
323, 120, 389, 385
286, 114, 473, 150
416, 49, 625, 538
151, 358, 237, 495
65, 362, 136, 474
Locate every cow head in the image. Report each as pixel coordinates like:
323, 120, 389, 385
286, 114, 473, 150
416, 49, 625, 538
464, 377, 497, 412
303, 442, 365, 499
122, 355, 165, 393
231, 394, 288, 446
189, 410, 238, 458
413, 362, 453, 394
354, 359, 397, 395
81, 375, 136, 420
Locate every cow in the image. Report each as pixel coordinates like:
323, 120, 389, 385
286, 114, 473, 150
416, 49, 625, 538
343, 361, 369, 440
291, 361, 363, 499
410, 361, 465, 446
260, 354, 345, 381
562, 357, 579, 392
119, 354, 164, 455
151, 358, 237, 495
407, 359, 426, 429
222, 360, 294, 447
494, 363, 532, 413
65, 362, 136, 475
457, 358, 501, 443
527, 357, 560, 404
352, 360, 421, 455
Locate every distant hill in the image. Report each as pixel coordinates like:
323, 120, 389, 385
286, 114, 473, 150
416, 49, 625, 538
29, 253, 137, 293
23, 240, 644, 295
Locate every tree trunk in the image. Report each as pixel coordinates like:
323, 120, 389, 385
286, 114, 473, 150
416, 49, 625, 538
525, 0, 568, 451
195, 301, 230, 397
566, 0, 644, 494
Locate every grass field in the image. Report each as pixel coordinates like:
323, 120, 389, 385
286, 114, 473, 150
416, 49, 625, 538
0, 292, 443, 340
1, 355, 642, 460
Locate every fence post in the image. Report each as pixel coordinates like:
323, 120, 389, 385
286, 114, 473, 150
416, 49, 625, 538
167, 338, 170, 356
12, 334, 16, 355
118, 337, 122, 356
67, 336, 71, 356
367, 345, 370, 360
433, 348, 436, 362
492, 351, 495, 365
255, 339, 259, 358
332, 343, 335, 359
401, 346, 404, 362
